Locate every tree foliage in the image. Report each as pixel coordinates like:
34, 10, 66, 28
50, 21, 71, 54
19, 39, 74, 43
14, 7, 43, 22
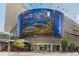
69, 42, 75, 52
61, 38, 68, 52
11, 39, 25, 48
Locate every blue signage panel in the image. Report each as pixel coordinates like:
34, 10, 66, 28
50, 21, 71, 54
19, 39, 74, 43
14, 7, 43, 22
17, 14, 23, 38
54, 10, 64, 37
17, 8, 64, 38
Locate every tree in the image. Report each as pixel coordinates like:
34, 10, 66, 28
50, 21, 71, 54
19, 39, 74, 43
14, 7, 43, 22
11, 39, 25, 48
69, 42, 75, 52
61, 38, 68, 52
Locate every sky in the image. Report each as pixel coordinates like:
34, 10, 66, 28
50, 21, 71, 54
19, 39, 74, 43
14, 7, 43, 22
0, 3, 6, 32
25, 3, 79, 22
0, 3, 79, 32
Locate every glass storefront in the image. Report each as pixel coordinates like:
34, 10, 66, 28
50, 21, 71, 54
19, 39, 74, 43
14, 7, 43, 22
31, 45, 60, 52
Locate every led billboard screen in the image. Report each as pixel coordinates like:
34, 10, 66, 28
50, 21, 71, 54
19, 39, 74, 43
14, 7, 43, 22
17, 9, 64, 38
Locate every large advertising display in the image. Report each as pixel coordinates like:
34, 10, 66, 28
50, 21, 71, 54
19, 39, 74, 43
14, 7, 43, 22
17, 8, 64, 38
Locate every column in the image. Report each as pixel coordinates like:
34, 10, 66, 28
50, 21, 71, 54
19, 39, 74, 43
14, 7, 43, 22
37, 45, 39, 52
50, 44, 53, 52
46, 45, 48, 51
60, 45, 61, 51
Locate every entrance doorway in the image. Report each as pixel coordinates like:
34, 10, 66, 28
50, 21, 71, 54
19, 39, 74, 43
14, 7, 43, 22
31, 45, 60, 52
38, 45, 51, 52
53, 45, 60, 51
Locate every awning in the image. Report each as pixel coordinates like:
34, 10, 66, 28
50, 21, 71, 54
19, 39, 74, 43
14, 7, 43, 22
24, 40, 32, 44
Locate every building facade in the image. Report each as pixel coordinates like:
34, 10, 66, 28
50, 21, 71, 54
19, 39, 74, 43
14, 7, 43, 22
4, 4, 79, 52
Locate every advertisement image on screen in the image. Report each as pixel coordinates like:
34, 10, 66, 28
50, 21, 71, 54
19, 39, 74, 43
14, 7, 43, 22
18, 9, 64, 38
22, 10, 54, 37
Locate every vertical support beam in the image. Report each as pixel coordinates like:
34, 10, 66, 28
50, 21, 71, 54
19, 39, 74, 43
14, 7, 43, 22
37, 45, 39, 52
8, 30, 10, 52
60, 45, 61, 51
50, 44, 53, 52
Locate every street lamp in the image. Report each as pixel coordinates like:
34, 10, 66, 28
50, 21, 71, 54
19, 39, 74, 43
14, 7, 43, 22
8, 26, 11, 52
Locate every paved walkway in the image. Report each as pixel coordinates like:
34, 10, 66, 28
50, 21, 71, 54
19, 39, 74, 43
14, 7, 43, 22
0, 52, 79, 56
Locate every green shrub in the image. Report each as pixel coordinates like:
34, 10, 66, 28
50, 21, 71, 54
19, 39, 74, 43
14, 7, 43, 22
61, 38, 68, 52
69, 42, 75, 52
11, 39, 25, 48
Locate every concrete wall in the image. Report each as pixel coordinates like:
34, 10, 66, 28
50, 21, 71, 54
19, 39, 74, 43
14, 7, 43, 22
4, 3, 26, 32
64, 16, 79, 46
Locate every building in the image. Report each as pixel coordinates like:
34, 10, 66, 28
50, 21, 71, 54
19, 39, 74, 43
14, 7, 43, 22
4, 3, 26, 32
0, 32, 9, 51
64, 16, 79, 45
4, 3, 79, 52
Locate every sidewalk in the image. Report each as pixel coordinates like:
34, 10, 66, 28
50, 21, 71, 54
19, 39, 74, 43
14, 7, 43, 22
0, 52, 79, 56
